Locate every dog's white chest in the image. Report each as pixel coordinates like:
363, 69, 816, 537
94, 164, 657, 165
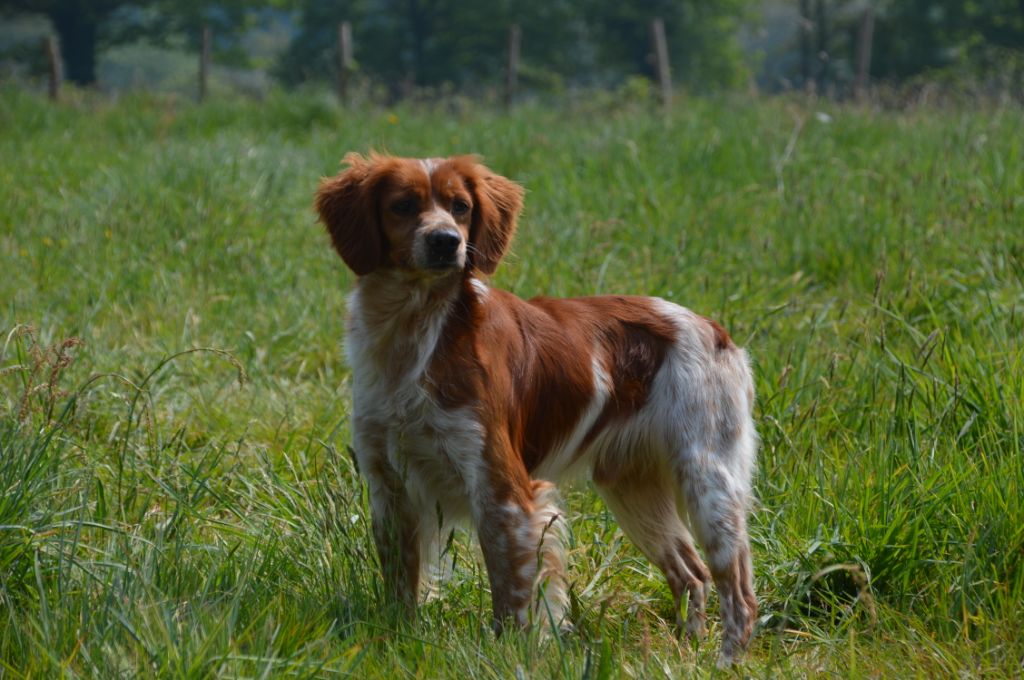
346, 296, 484, 514
358, 374, 483, 516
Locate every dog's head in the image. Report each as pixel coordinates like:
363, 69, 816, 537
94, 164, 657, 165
315, 153, 524, 278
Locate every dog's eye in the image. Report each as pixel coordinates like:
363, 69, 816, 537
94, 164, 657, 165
451, 198, 470, 216
391, 198, 418, 216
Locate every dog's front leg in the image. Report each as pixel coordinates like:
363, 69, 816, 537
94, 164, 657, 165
353, 425, 421, 613
471, 440, 569, 634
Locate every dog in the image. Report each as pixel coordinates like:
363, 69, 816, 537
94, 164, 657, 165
315, 153, 758, 667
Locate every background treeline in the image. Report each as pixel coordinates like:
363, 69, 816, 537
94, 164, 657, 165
1, 1, 1022, 98
274, 0, 751, 94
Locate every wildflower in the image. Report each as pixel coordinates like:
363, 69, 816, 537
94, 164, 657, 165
386, 113, 399, 125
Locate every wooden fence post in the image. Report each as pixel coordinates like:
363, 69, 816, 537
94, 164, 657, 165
854, 8, 874, 101
649, 18, 672, 108
199, 24, 211, 101
504, 24, 520, 111
814, 0, 828, 90
337, 21, 353, 105
44, 35, 62, 101
798, 0, 812, 91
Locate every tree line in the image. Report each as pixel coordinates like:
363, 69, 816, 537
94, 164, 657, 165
2, 0, 1022, 95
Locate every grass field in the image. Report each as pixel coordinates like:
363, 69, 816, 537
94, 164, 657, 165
1, 87, 1022, 678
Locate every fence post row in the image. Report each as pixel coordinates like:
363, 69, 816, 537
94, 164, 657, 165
39, 14, 880, 106
45, 35, 62, 101
199, 25, 211, 101
43, 17, 689, 107
650, 18, 672, 108
337, 21, 353, 105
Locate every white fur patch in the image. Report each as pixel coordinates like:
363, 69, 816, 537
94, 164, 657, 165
346, 273, 483, 524
419, 157, 439, 177
528, 483, 569, 630
469, 277, 488, 300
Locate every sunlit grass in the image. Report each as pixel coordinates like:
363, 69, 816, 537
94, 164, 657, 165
1, 86, 1022, 677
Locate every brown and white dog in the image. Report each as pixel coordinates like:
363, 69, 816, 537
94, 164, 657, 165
316, 153, 758, 667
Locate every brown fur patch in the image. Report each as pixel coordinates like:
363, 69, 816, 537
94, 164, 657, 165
426, 289, 682, 478
581, 297, 677, 449
447, 156, 524, 275
704, 316, 734, 351
426, 281, 594, 476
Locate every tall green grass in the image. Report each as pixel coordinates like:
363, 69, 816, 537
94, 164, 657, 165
1, 87, 1022, 677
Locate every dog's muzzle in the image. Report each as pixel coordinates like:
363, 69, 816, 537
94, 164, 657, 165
424, 229, 463, 269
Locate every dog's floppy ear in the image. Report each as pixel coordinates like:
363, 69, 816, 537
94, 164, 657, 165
465, 161, 524, 276
315, 153, 384, 276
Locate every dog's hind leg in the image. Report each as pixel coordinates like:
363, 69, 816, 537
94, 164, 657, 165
673, 441, 758, 668
595, 464, 712, 642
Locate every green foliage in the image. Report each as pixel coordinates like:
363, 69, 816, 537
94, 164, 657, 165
275, 0, 586, 93
0, 0, 273, 84
130, 0, 268, 65
784, 0, 1024, 93
580, 0, 752, 88
276, 0, 754, 92
874, 0, 1024, 79
1, 87, 1023, 676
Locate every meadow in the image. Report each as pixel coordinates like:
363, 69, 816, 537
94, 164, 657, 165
1, 86, 1022, 678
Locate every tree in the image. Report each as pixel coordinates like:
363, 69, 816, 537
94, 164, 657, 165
872, 0, 1024, 79
277, 0, 753, 93
276, 0, 577, 93
0, 0, 126, 84
581, 0, 754, 89
0, 0, 269, 86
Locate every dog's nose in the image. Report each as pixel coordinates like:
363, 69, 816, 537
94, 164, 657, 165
425, 230, 462, 264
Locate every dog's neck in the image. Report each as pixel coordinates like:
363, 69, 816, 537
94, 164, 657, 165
346, 268, 467, 383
